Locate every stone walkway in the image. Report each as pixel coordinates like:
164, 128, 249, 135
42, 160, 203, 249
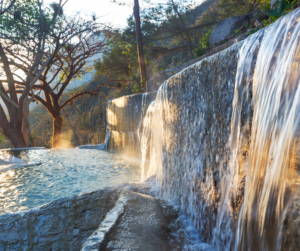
82, 187, 215, 251
100, 192, 173, 251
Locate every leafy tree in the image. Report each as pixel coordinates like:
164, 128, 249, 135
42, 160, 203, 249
94, 39, 139, 79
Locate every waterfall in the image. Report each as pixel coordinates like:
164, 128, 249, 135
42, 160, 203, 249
140, 86, 167, 194
141, 74, 225, 241
214, 8, 300, 251
140, 100, 156, 181
140, 8, 300, 250
213, 28, 265, 250
233, 9, 300, 251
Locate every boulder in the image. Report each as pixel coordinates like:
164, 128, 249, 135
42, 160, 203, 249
209, 15, 251, 46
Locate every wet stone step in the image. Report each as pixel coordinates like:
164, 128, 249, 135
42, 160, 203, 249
102, 192, 172, 251
82, 189, 215, 251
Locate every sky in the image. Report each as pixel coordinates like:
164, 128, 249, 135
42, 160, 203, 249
44, 0, 169, 28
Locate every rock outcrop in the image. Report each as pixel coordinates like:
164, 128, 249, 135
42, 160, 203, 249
209, 15, 251, 46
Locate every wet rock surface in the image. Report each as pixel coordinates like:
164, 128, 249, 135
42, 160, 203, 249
281, 196, 300, 251
83, 185, 215, 251
151, 42, 243, 242
107, 92, 157, 157
100, 192, 173, 251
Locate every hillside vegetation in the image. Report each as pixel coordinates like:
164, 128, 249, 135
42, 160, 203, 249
1, 0, 299, 149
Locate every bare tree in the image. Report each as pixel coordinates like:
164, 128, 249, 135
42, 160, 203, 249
7, 14, 115, 148
0, 0, 67, 147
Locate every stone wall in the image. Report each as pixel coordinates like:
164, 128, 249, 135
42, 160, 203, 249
0, 189, 119, 251
146, 19, 300, 249
150, 42, 243, 243
107, 92, 157, 157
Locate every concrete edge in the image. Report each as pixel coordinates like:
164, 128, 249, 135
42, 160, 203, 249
0, 147, 46, 151
107, 91, 157, 101
81, 192, 129, 251
0, 188, 117, 218
77, 144, 105, 150
0, 161, 41, 174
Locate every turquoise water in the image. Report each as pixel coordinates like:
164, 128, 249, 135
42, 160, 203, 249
0, 149, 140, 213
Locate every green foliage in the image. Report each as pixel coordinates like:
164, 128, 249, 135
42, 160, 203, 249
132, 83, 143, 94
199, 29, 212, 48
268, 0, 288, 17
194, 29, 212, 58
256, 0, 299, 29
0, 0, 57, 44
194, 47, 206, 58
0, 136, 5, 144
94, 40, 138, 79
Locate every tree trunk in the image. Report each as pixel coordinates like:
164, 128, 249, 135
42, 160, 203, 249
4, 127, 27, 148
133, 0, 147, 92
170, 0, 194, 59
22, 97, 35, 147
21, 119, 29, 146
52, 116, 63, 148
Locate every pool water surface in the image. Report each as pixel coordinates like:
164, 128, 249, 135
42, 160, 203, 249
0, 149, 140, 213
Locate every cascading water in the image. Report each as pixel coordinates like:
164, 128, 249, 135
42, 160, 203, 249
232, 9, 300, 251
212, 8, 300, 251
140, 46, 239, 242
141, 85, 167, 194
213, 28, 266, 250
141, 8, 300, 251
140, 100, 156, 181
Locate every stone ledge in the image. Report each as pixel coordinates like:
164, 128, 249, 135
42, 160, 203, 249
81, 193, 129, 251
0, 189, 120, 251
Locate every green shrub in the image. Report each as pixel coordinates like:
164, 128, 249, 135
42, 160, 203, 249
268, 0, 297, 18
0, 136, 5, 144
194, 47, 206, 58
132, 83, 143, 93
194, 29, 213, 58
200, 29, 213, 48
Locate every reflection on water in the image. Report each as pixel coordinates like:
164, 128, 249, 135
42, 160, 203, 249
0, 149, 140, 213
